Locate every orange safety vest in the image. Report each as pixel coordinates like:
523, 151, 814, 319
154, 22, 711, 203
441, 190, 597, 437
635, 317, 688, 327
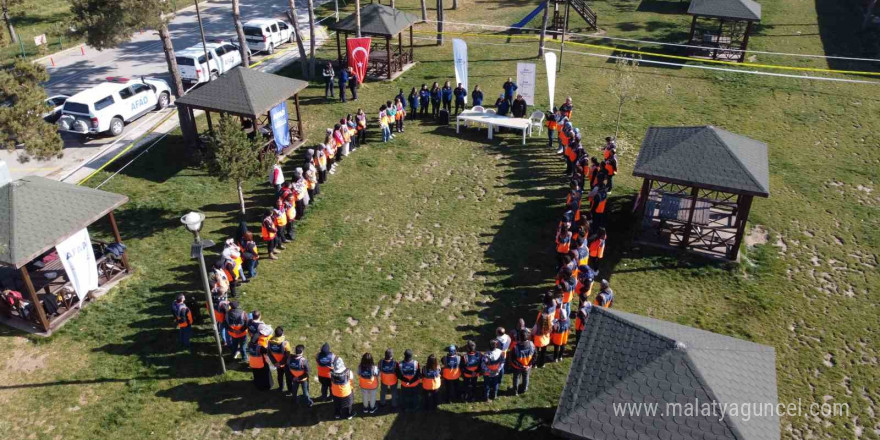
275, 211, 287, 227
248, 336, 269, 369
316, 352, 335, 378
176, 307, 192, 328
379, 359, 398, 386
358, 367, 379, 390
400, 360, 421, 388
533, 331, 551, 348
421, 368, 441, 390
593, 197, 607, 214
575, 314, 587, 331
545, 119, 557, 131
261, 219, 276, 241
589, 238, 606, 259
461, 352, 481, 378
331, 375, 353, 398
605, 161, 616, 176
551, 325, 570, 346
288, 356, 309, 381
562, 286, 575, 304
511, 344, 534, 370
558, 129, 570, 147
556, 233, 571, 254
267, 338, 289, 366
441, 355, 461, 380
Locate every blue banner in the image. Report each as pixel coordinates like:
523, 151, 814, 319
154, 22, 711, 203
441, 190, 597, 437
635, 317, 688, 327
270, 102, 290, 153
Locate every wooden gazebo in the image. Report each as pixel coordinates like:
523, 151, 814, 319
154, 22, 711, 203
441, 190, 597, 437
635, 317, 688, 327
632, 126, 770, 260
0, 176, 130, 335
175, 67, 308, 154
687, 0, 762, 62
330, 4, 420, 80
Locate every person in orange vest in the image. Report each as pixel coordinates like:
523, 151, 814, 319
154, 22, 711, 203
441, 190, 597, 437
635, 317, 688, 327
557, 267, 576, 316
440, 345, 461, 403
225, 301, 249, 361
556, 219, 573, 269
172, 294, 193, 352
594, 279, 614, 308
268, 327, 291, 392
287, 344, 314, 407
460, 340, 482, 402
241, 232, 259, 279
210, 292, 230, 347
378, 349, 399, 411
281, 194, 296, 242
604, 149, 618, 192
544, 107, 559, 149
603, 136, 616, 159
316, 343, 337, 401
587, 157, 601, 189
247, 323, 274, 390
576, 264, 598, 303
588, 227, 607, 270
358, 352, 380, 414
421, 354, 442, 410
303, 150, 320, 199
261, 209, 281, 260
510, 328, 535, 396
575, 301, 592, 347
532, 313, 553, 368
398, 349, 421, 413
315, 145, 328, 184
482, 339, 505, 401
551, 308, 571, 362
330, 357, 355, 419
560, 96, 573, 119
273, 198, 290, 244
588, 182, 609, 229
355, 108, 367, 146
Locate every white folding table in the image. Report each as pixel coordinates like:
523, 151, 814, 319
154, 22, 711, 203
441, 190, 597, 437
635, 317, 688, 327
455, 111, 532, 145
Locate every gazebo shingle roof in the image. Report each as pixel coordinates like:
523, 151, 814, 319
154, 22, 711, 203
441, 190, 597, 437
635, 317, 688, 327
633, 126, 770, 197
0, 176, 128, 268
552, 307, 780, 440
331, 4, 420, 36
688, 0, 762, 21
174, 67, 308, 118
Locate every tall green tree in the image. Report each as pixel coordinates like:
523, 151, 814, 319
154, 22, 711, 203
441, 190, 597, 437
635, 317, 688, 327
231, 0, 250, 67
205, 114, 268, 215
609, 56, 639, 139
0, 61, 63, 161
69, 0, 184, 96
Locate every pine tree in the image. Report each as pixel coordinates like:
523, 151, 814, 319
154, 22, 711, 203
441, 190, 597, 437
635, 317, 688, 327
205, 114, 269, 215
0, 61, 63, 161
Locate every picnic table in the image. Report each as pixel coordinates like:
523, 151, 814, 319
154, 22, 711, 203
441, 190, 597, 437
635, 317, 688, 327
658, 194, 711, 225
455, 111, 532, 145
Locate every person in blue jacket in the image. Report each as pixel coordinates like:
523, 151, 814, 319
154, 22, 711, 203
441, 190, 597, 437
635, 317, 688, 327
430, 82, 441, 119
453, 83, 467, 115
338, 66, 349, 103
440, 81, 453, 113
419, 84, 430, 118
472, 85, 483, 107
395, 89, 406, 108
495, 93, 510, 116
502, 77, 517, 105
408, 87, 419, 116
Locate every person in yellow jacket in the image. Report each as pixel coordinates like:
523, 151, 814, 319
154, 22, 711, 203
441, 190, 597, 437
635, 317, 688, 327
358, 352, 380, 414
330, 358, 355, 420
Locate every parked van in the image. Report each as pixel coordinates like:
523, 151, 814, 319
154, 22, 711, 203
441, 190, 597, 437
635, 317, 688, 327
243, 19, 293, 55
176, 41, 244, 86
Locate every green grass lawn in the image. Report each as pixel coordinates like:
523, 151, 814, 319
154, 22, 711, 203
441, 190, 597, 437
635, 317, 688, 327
0, 0, 878, 439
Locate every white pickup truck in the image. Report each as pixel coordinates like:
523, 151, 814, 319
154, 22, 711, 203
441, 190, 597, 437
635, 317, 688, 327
56, 77, 172, 137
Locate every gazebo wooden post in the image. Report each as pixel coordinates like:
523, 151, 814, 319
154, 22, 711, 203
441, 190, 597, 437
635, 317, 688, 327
688, 15, 698, 42
409, 26, 414, 59
294, 94, 304, 140
386, 36, 392, 79
205, 110, 214, 135
336, 31, 343, 64
739, 21, 753, 63
398, 31, 403, 65
108, 211, 130, 273
729, 195, 753, 258
20, 266, 49, 332
680, 186, 700, 248
635, 178, 652, 218
714, 19, 724, 59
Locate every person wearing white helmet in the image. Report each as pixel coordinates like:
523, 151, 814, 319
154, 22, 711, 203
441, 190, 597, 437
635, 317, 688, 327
247, 323, 274, 390
330, 357, 355, 419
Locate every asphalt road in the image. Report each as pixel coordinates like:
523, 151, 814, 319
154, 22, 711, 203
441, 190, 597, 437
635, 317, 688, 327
3, 0, 334, 182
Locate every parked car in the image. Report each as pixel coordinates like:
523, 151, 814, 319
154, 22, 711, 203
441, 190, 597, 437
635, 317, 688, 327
243, 18, 294, 55
56, 77, 172, 137
42, 95, 69, 123
176, 41, 244, 86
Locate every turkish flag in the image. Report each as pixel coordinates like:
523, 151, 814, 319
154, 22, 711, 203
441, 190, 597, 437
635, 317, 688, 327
346, 37, 371, 84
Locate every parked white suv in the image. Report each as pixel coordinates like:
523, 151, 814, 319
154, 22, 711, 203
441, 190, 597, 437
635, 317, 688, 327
243, 19, 293, 55
176, 41, 244, 86
57, 77, 172, 137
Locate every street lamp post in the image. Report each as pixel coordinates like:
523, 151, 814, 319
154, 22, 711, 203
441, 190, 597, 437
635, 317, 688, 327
180, 211, 227, 374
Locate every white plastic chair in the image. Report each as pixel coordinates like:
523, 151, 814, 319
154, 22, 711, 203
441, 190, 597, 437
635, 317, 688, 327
471, 106, 485, 113
484, 109, 498, 132
529, 110, 545, 136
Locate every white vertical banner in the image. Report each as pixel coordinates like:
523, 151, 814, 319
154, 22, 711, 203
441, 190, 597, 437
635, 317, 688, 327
56, 228, 99, 300
516, 62, 537, 106
452, 39, 469, 104
545, 53, 557, 110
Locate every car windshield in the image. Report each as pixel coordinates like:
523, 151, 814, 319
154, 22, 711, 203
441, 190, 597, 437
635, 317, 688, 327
244, 26, 263, 37
63, 101, 90, 114
176, 57, 195, 66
